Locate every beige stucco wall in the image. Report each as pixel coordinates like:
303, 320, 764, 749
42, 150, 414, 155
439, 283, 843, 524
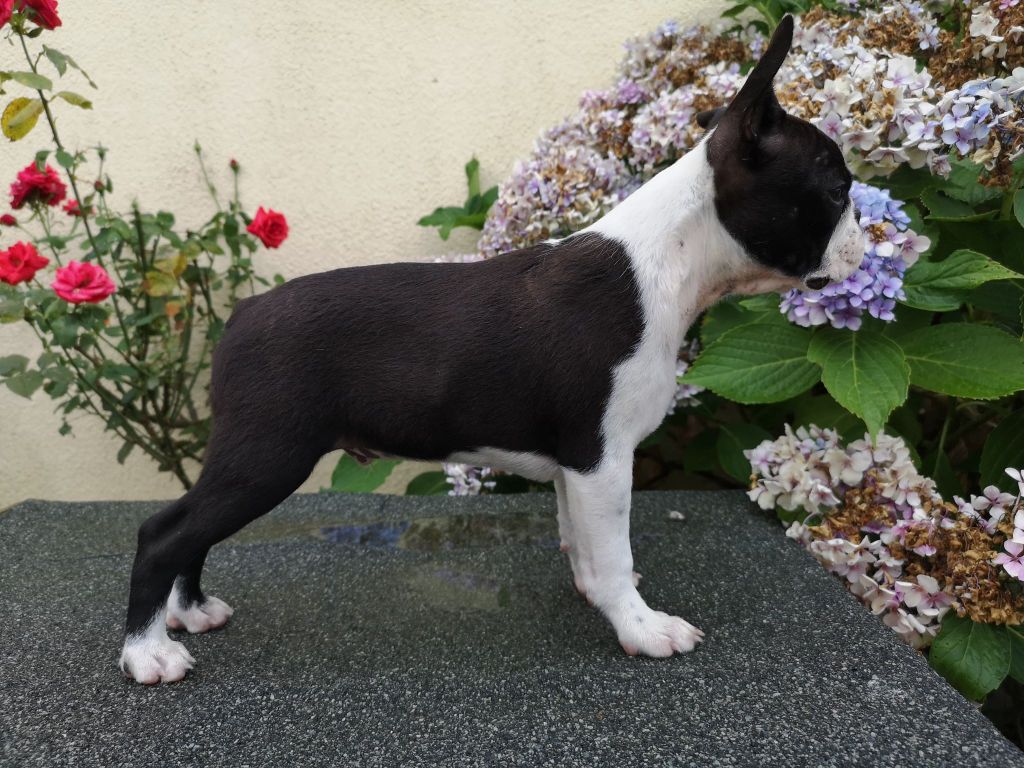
0, 0, 726, 506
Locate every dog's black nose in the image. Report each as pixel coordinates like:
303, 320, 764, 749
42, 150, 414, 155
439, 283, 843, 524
805, 276, 829, 290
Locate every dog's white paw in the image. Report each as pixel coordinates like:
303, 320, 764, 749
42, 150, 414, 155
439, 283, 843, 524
166, 595, 234, 634
119, 628, 196, 685
616, 609, 704, 658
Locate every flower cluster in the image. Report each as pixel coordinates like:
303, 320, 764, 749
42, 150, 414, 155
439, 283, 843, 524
669, 339, 704, 413
0, 241, 48, 285
747, 426, 1024, 648
10, 164, 66, 210
467, 2, 1023, 328
0, 0, 61, 30
779, 183, 930, 329
442, 463, 497, 496
2, 160, 289, 306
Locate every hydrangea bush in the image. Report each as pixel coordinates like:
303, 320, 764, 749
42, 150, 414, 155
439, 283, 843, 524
747, 426, 1024, 701
0, 6, 288, 488
401, 0, 1024, 727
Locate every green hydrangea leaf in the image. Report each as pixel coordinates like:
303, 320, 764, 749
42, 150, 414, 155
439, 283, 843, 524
902, 249, 1022, 312
898, 323, 1024, 399
325, 454, 400, 493
810, 327, 909, 436
929, 614, 1010, 701
979, 409, 1024, 491
683, 323, 820, 403
716, 422, 772, 483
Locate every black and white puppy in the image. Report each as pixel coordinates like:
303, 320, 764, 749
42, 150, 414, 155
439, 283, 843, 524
120, 16, 863, 684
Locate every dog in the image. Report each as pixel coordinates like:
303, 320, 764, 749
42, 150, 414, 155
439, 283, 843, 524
119, 15, 864, 683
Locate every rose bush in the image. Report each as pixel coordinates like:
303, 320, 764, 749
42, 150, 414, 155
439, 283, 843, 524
0, 10, 288, 488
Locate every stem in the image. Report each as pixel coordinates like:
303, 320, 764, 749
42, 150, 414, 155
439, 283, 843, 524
933, 406, 954, 478
19, 33, 103, 266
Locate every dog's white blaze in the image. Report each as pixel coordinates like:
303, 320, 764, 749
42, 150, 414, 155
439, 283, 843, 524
817, 202, 865, 283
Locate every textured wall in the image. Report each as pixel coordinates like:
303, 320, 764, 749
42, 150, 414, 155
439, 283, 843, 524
0, 0, 726, 506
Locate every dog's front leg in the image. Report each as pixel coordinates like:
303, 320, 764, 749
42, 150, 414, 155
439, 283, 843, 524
562, 458, 703, 657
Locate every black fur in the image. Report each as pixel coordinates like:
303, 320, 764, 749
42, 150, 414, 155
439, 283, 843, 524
703, 15, 852, 278
124, 232, 643, 637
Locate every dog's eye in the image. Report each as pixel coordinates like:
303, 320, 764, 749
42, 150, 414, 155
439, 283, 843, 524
828, 185, 846, 204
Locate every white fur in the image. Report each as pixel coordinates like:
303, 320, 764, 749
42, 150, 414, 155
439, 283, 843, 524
807, 201, 865, 286
447, 448, 559, 483
165, 580, 234, 633
119, 611, 195, 684
559, 137, 858, 656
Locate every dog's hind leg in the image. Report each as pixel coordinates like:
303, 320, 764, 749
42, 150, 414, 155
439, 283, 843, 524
119, 429, 325, 684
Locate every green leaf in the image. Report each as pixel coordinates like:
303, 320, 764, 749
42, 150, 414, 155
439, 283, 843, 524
143, 271, 177, 297
929, 614, 1011, 701
810, 327, 909, 436
464, 157, 481, 200
0, 354, 29, 376
898, 323, 1024, 399
54, 148, 75, 169
791, 393, 866, 441
716, 422, 772, 483
42, 46, 67, 75
53, 90, 92, 109
325, 454, 400, 493
116, 441, 134, 465
942, 159, 1003, 205
1008, 625, 1024, 685
920, 188, 997, 222
42, 46, 97, 89
902, 249, 1021, 312
7, 71, 52, 91
979, 409, 1024, 491
5, 370, 44, 399
1, 97, 43, 140
1015, 189, 1024, 230
683, 323, 820, 404
405, 471, 450, 495
416, 206, 486, 239
875, 167, 934, 201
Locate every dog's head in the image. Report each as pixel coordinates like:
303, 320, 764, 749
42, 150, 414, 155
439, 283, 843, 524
696, 15, 863, 291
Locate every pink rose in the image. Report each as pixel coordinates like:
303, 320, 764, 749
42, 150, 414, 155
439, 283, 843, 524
52, 260, 116, 304
246, 206, 289, 249
0, 241, 48, 285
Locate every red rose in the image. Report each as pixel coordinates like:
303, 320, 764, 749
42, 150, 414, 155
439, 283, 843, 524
0, 241, 49, 286
246, 206, 289, 249
0, 0, 14, 28
63, 199, 92, 217
0, 214, 16, 227
10, 163, 66, 209
52, 260, 116, 304
16, 0, 60, 29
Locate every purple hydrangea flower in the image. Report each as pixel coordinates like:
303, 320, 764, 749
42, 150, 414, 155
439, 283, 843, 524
780, 182, 929, 330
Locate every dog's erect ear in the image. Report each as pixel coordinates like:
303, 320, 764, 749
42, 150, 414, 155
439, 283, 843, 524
695, 107, 727, 130
720, 14, 793, 144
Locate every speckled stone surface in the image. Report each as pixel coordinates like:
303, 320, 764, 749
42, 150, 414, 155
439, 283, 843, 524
1, 491, 1019, 767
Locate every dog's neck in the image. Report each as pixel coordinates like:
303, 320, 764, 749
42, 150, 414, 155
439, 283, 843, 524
588, 137, 795, 353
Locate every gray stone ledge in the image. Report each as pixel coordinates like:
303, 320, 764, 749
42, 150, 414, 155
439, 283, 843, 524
1, 490, 1019, 767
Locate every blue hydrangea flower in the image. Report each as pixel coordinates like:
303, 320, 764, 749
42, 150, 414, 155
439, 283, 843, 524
779, 182, 930, 330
